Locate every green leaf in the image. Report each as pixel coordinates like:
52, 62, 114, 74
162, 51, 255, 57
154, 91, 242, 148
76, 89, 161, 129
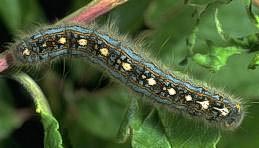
243, 0, 259, 29
10, 73, 63, 148
231, 33, 259, 53
215, 8, 229, 41
67, 88, 128, 140
131, 110, 171, 148
118, 99, 171, 148
118, 98, 221, 148
186, 26, 198, 56
248, 53, 259, 69
215, 7, 259, 53
192, 46, 242, 71
158, 109, 221, 148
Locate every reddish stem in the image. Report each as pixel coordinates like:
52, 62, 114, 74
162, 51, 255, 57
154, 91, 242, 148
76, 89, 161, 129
62, 0, 127, 23
0, 53, 13, 73
0, 0, 127, 73
253, 0, 259, 7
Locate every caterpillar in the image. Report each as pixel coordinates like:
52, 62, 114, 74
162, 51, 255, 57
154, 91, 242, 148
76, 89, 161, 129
9, 24, 244, 130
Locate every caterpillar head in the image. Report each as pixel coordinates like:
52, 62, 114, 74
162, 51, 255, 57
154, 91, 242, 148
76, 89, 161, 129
221, 99, 244, 130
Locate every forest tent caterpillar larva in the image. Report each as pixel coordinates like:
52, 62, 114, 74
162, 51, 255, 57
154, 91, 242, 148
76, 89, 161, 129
10, 24, 244, 130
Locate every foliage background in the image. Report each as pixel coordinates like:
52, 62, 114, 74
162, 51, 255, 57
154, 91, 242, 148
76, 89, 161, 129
0, 0, 259, 147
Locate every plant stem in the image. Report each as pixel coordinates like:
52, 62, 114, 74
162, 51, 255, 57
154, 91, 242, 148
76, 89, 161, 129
61, 0, 127, 23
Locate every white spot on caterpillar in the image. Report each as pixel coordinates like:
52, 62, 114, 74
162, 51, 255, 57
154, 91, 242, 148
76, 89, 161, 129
213, 107, 229, 116
42, 42, 47, 47
94, 44, 98, 49
142, 75, 147, 79
22, 48, 31, 56
185, 95, 192, 101
197, 100, 209, 110
122, 62, 132, 71
168, 88, 176, 95
100, 48, 109, 56
78, 39, 88, 46
147, 78, 156, 86
58, 37, 66, 44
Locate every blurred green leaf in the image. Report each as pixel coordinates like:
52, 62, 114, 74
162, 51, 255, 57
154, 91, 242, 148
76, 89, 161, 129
71, 0, 92, 10
109, 0, 150, 33
10, 73, 63, 148
230, 33, 259, 53
0, 79, 24, 141
215, 7, 259, 53
67, 88, 128, 140
243, 0, 259, 29
192, 46, 242, 71
0, 100, 20, 140
0, 0, 44, 32
145, 0, 196, 60
0, 0, 21, 31
63, 85, 130, 147
248, 53, 259, 69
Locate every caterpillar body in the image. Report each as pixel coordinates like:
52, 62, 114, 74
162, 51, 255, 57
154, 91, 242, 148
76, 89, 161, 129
11, 24, 244, 129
